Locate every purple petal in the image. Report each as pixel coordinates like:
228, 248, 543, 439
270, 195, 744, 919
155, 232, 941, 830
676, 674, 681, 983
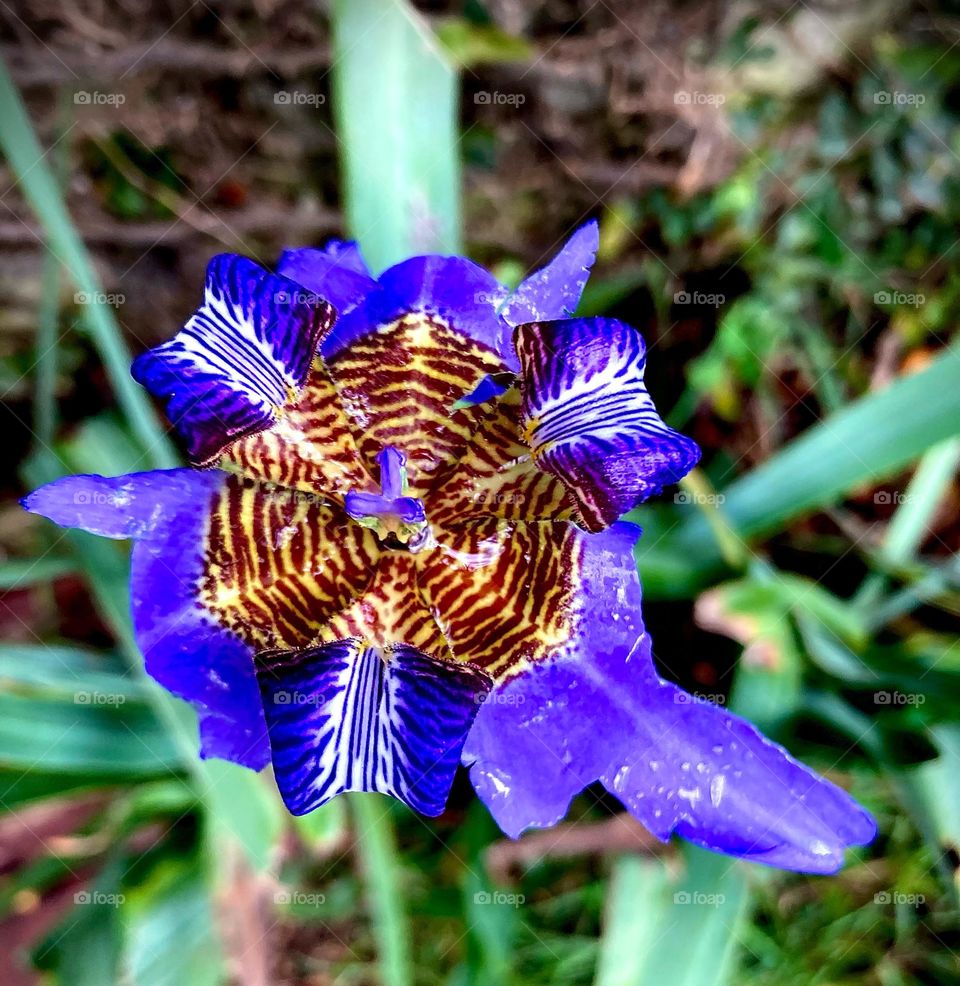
132, 254, 337, 464
463, 522, 644, 834
501, 221, 599, 325
515, 317, 700, 531
23, 470, 269, 770
463, 521, 875, 872
277, 239, 377, 317
257, 641, 491, 815
601, 672, 877, 873
322, 255, 514, 367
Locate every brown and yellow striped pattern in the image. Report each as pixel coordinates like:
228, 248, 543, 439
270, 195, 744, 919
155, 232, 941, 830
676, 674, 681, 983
216, 359, 374, 500
197, 315, 596, 686
414, 519, 583, 678
316, 552, 452, 660
327, 313, 509, 495
429, 387, 576, 526
199, 475, 379, 652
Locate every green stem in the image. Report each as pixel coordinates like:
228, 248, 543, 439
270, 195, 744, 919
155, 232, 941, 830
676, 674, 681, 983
351, 794, 414, 986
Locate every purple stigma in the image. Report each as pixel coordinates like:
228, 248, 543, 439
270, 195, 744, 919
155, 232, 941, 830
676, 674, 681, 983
345, 447, 426, 544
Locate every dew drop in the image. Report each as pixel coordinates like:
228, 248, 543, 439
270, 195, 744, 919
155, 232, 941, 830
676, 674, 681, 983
709, 774, 726, 808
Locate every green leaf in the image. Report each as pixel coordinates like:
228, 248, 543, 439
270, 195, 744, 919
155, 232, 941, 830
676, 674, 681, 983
351, 794, 414, 986
0, 556, 77, 590
594, 856, 670, 986
435, 18, 534, 68
638, 346, 960, 597
594, 847, 750, 986
0, 692, 180, 776
331, 0, 462, 272
122, 860, 225, 986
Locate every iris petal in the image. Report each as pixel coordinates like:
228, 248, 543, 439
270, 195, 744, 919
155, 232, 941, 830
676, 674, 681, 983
326, 257, 514, 492
461, 523, 875, 872
22, 470, 270, 768
132, 254, 336, 464
22, 469, 382, 768
514, 317, 700, 531
501, 220, 599, 325
257, 640, 490, 816
429, 386, 575, 525
600, 668, 877, 873
278, 239, 377, 318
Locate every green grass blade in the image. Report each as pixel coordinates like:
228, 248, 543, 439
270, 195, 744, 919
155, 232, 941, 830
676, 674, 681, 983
351, 795, 414, 986
331, 0, 462, 272
594, 856, 670, 986
0, 59, 177, 469
639, 347, 960, 595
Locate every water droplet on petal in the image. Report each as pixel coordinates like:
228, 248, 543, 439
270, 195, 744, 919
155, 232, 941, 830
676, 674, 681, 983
709, 774, 726, 808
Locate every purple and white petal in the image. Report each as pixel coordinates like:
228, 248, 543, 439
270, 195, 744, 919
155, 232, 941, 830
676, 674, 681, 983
23, 470, 270, 770
501, 221, 599, 326
514, 317, 700, 531
132, 254, 337, 464
257, 641, 491, 816
278, 239, 377, 317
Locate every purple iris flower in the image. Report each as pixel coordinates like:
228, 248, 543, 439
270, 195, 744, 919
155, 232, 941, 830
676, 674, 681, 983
22, 222, 875, 872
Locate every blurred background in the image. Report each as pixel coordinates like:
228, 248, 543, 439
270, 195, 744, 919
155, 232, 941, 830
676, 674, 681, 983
0, 0, 959, 983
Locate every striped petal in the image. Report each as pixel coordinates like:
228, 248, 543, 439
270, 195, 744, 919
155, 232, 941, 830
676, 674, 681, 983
22, 470, 269, 767
22, 470, 381, 768
429, 386, 576, 525
414, 518, 611, 679
501, 221, 599, 325
325, 257, 515, 494
132, 254, 336, 464
514, 317, 701, 531
257, 641, 490, 815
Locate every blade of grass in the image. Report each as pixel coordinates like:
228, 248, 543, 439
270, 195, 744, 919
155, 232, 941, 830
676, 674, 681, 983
638, 347, 960, 597
0, 59, 177, 469
331, 0, 462, 272
350, 794, 414, 986
856, 437, 960, 608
